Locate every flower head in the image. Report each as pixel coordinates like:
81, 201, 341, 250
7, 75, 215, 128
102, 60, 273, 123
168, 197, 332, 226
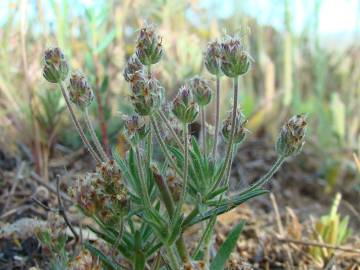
136, 24, 163, 65
123, 54, 144, 82
172, 85, 199, 124
222, 109, 248, 144
130, 77, 164, 116
43, 47, 69, 83
204, 40, 222, 76
68, 71, 94, 109
189, 76, 212, 106
220, 36, 251, 78
276, 114, 307, 157
69, 160, 129, 221
125, 114, 150, 145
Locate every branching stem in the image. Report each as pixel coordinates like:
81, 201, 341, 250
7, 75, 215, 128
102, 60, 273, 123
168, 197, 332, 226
84, 108, 109, 162
178, 123, 188, 215
150, 117, 183, 177
58, 82, 101, 163
135, 146, 151, 207
211, 76, 239, 191
157, 111, 183, 151
239, 155, 285, 195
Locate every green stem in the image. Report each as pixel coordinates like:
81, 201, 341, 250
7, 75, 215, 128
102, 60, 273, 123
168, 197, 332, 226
84, 108, 109, 162
58, 82, 101, 164
165, 246, 180, 270
239, 155, 285, 195
223, 143, 239, 187
157, 111, 183, 151
111, 219, 124, 258
201, 106, 207, 155
135, 146, 151, 207
212, 75, 221, 161
152, 168, 190, 265
203, 77, 238, 263
147, 127, 152, 165
211, 76, 239, 191
150, 117, 184, 177
147, 64, 151, 78
192, 216, 215, 260
183, 206, 199, 226
178, 123, 189, 213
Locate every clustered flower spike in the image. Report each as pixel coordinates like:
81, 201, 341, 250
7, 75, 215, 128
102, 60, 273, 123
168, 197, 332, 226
220, 36, 251, 78
125, 114, 150, 145
172, 86, 199, 124
222, 109, 248, 144
204, 40, 223, 76
189, 76, 212, 106
123, 54, 144, 82
69, 160, 129, 224
130, 76, 164, 115
68, 71, 94, 109
276, 114, 307, 157
43, 47, 69, 83
136, 24, 163, 65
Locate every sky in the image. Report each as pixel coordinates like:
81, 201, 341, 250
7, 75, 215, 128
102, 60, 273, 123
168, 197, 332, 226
199, 0, 360, 35
1, 0, 359, 36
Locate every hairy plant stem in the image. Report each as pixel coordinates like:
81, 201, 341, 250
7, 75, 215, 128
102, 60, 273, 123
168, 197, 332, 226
157, 111, 183, 150
135, 146, 151, 207
211, 76, 239, 191
239, 155, 285, 195
201, 106, 207, 155
150, 117, 183, 177
223, 143, 238, 187
152, 167, 190, 265
146, 64, 153, 168
177, 123, 189, 216
203, 77, 239, 263
147, 64, 152, 78
212, 75, 221, 161
58, 82, 101, 163
192, 216, 215, 260
111, 219, 124, 257
147, 127, 152, 165
165, 246, 180, 270
84, 108, 109, 162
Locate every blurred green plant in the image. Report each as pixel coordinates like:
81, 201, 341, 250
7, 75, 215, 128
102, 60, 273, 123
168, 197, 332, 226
310, 193, 353, 263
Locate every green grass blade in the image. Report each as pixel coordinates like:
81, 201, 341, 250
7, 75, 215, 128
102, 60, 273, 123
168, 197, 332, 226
210, 220, 245, 270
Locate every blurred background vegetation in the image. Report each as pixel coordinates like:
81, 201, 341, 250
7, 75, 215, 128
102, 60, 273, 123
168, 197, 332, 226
0, 0, 359, 192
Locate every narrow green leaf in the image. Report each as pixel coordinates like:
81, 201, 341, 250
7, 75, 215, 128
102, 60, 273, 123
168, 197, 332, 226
85, 242, 118, 270
167, 215, 183, 245
94, 29, 116, 54
145, 242, 163, 258
113, 148, 142, 196
87, 226, 132, 258
134, 250, 146, 270
191, 137, 202, 161
206, 186, 228, 201
210, 220, 245, 270
185, 189, 268, 227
